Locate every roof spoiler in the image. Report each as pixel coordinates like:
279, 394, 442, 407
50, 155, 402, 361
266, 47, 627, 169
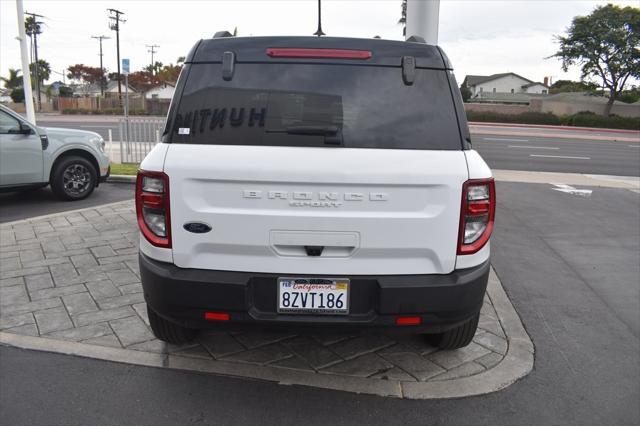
213, 31, 234, 38
406, 35, 426, 43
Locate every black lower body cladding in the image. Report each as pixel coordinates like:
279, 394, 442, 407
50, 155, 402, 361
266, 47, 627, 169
140, 254, 489, 334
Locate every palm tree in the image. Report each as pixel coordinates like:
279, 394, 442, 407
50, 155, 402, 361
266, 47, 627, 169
1, 69, 23, 90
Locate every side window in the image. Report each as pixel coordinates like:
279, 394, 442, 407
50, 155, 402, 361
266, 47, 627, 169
0, 110, 21, 134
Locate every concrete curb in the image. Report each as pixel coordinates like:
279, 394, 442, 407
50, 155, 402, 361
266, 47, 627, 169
0, 266, 534, 399
107, 174, 137, 184
493, 169, 640, 190
0, 199, 135, 227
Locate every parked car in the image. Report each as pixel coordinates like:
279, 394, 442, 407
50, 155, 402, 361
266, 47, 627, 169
138, 34, 495, 349
0, 104, 110, 200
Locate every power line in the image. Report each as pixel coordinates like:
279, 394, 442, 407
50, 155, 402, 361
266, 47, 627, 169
146, 44, 160, 75
107, 8, 125, 102
91, 35, 110, 96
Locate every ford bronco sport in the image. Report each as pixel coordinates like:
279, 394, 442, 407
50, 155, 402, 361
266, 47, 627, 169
137, 34, 495, 349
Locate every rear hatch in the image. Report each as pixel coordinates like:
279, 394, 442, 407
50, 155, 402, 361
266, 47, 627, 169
163, 37, 469, 275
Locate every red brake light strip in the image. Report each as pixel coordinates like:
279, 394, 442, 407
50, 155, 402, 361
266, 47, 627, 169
266, 48, 372, 60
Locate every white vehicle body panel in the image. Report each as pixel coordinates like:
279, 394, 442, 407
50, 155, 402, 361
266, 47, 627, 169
163, 144, 470, 275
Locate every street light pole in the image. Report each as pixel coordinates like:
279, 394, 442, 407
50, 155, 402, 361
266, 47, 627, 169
92, 35, 110, 96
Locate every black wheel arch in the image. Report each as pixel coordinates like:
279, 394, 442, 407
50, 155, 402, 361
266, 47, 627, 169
49, 149, 101, 187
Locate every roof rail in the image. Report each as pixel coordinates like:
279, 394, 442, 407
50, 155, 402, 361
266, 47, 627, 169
213, 31, 233, 38
406, 35, 426, 43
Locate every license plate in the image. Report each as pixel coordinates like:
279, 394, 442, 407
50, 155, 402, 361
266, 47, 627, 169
277, 277, 349, 315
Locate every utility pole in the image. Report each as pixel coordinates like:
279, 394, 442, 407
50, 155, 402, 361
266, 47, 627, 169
16, 0, 35, 123
313, 0, 325, 36
107, 8, 125, 102
146, 44, 159, 75
91, 35, 110, 96
25, 11, 44, 111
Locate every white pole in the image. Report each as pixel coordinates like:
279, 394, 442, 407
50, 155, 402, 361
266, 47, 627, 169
15, 0, 36, 123
108, 128, 114, 160
406, 0, 440, 45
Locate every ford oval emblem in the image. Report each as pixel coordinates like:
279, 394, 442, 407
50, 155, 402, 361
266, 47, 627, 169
183, 222, 212, 234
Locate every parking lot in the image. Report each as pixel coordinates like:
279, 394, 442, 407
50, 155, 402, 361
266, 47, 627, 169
1, 172, 638, 424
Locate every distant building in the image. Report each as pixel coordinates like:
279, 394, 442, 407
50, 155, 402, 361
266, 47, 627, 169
463, 73, 549, 98
72, 80, 137, 97
144, 82, 175, 100
0, 88, 11, 103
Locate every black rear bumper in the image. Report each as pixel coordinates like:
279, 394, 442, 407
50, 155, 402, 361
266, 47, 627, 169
140, 253, 490, 334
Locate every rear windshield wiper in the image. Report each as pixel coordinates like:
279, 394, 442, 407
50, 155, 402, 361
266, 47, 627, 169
266, 125, 342, 145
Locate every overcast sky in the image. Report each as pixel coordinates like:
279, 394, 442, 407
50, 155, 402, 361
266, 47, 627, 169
1, 0, 638, 86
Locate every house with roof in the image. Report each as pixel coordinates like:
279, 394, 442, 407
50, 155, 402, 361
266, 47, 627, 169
463, 73, 549, 98
144, 82, 175, 100
72, 80, 137, 97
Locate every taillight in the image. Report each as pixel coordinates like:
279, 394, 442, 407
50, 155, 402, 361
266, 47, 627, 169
266, 48, 372, 60
136, 170, 171, 248
458, 178, 495, 255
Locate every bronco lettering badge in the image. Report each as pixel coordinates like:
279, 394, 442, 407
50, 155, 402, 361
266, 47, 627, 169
242, 190, 389, 208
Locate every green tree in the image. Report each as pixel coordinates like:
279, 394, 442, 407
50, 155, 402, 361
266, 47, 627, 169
459, 83, 472, 102
24, 16, 42, 38
144, 61, 164, 76
398, 0, 407, 36
549, 79, 599, 94
551, 4, 640, 115
10, 87, 25, 103
29, 59, 51, 85
58, 85, 73, 98
1, 68, 22, 90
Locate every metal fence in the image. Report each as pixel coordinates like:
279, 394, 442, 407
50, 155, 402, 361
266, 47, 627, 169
109, 117, 166, 164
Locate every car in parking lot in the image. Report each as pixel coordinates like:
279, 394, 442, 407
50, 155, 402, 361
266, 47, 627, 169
0, 104, 110, 200
137, 33, 495, 349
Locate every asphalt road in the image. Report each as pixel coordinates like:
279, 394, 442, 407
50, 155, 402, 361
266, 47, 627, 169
0, 183, 134, 223
35, 117, 640, 177
1, 181, 638, 425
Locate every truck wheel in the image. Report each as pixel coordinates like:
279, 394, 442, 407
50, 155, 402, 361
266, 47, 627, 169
147, 305, 197, 344
426, 313, 480, 350
50, 156, 97, 201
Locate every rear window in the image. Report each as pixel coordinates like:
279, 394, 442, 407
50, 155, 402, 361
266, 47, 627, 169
167, 63, 462, 150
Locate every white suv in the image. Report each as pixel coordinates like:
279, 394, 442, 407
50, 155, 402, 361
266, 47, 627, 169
137, 34, 495, 349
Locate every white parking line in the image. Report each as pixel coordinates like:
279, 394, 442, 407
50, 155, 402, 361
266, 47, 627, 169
530, 154, 591, 160
629, 145, 640, 148
482, 137, 529, 142
509, 145, 559, 150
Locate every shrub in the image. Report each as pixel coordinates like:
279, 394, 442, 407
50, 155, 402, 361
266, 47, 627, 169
465, 109, 639, 130
465, 110, 562, 125
566, 111, 639, 130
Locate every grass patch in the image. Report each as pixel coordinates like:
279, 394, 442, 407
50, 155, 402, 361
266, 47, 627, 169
110, 163, 139, 176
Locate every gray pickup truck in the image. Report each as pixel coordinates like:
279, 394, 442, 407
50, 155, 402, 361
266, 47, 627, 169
0, 104, 110, 200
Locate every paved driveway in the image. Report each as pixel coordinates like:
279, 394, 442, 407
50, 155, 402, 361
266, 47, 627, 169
0, 201, 531, 399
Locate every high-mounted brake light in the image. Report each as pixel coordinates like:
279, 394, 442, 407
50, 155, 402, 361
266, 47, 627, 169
266, 48, 372, 60
458, 178, 496, 255
136, 170, 171, 248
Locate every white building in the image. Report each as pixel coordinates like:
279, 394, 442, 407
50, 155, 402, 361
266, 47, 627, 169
145, 82, 175, 100
463, 73, 549, 97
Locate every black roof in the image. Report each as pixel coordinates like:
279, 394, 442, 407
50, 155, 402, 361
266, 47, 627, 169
186, 36, 451, 69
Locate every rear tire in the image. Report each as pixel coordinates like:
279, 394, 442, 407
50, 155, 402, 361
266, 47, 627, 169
426, 313, 480, 350
50, 156, 97, 201
147, 306, 197, 344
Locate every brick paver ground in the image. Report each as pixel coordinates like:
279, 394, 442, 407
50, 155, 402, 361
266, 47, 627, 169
0, 202, 508, 383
